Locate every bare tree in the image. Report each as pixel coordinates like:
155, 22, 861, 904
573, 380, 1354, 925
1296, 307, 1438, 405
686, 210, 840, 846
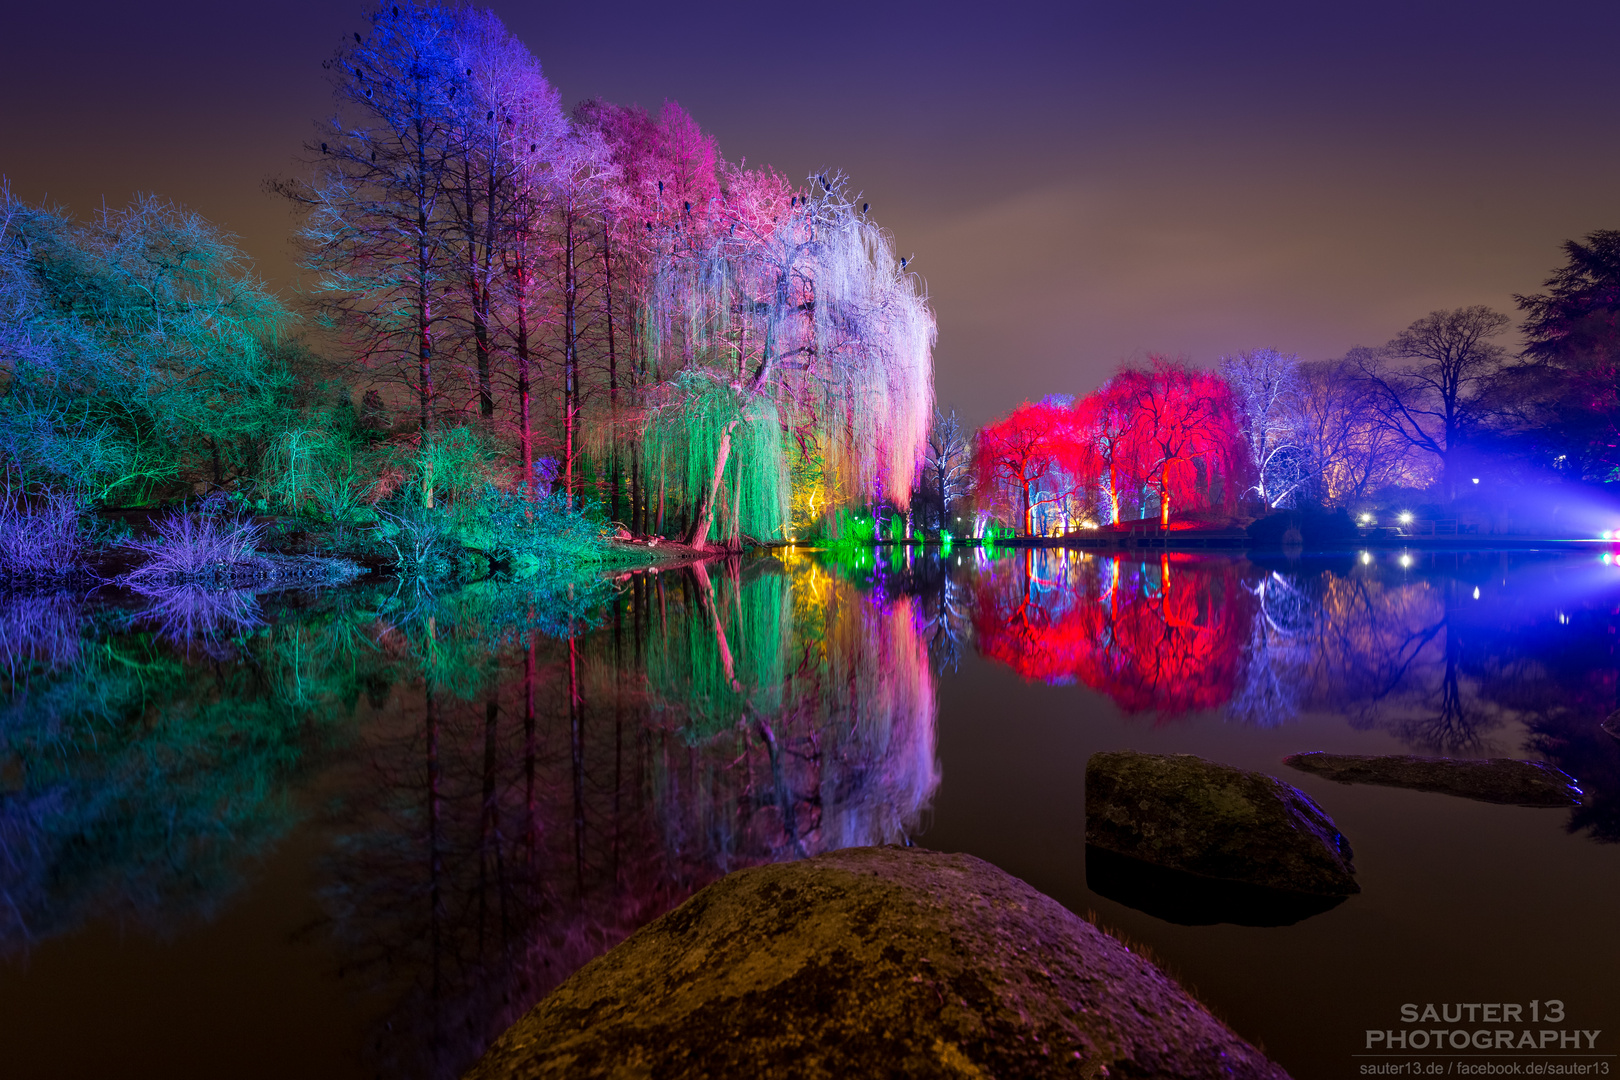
922, 408, 971, 532
1220, 348, 1304, 508
1354, 306, 1515, 500
443, 11, 566, 428
1295, 359, 1430, 503
278, 5, 468, 504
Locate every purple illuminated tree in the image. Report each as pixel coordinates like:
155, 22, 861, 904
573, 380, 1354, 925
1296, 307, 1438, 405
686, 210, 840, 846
281, 4, 467, 456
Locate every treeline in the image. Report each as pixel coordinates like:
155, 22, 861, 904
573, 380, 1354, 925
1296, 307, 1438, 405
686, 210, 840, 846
0, 2, 935, 569
969, 233, 1620, 536
280, 3, 933, 548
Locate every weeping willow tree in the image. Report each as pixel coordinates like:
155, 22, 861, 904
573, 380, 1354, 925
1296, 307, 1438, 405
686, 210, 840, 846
642, 370, 789, 545
640, 172, 935, 549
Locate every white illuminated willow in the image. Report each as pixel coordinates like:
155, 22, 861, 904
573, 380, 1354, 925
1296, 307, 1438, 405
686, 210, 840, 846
641, 172, 935, 549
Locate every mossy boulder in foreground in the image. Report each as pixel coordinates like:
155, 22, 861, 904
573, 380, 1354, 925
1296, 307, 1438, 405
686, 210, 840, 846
465, 846, 1291, 1080
1284, 752, 1583, 807
1085, 751, 1358, 896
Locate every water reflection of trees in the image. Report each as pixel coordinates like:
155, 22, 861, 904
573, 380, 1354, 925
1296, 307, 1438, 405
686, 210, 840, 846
0, 587, 371, 957
322, 552, 941, 1078
970, 550, 1620, 841
1, 557, 940, 1077
972, 551, 1252, 717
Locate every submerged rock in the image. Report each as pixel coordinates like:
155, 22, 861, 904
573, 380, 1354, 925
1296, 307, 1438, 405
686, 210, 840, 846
1283, 752, 1583, 807
1084, 845, 1346, 927
466, 846, 1292, 1080
1085, 751, 1358, 896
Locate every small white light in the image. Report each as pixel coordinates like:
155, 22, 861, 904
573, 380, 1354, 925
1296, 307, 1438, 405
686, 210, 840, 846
1398, 511, 1414, 524
1360, 551, 1372, 565
1473, 586, 1480, 599
1605, 531, 1613, 540
1471, 478, 1480, 484
1399, 554, 1413, 568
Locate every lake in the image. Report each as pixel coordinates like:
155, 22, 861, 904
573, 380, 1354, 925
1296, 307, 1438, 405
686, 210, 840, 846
2, 546, 1617, 1078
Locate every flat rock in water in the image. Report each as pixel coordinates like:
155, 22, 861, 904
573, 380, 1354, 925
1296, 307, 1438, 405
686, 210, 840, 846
1284, 752, 1583, 807
1085, 751, 1358, 897
465, 846, 1291, 1080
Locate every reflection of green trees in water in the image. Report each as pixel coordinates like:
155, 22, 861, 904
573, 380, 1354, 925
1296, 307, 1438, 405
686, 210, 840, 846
0, 588, 374, 954
323, 553, 939, 1078
49, 554, 922, 1079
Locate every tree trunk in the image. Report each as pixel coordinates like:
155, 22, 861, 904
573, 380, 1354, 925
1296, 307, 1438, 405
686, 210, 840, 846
656, 448, 667, 536
603, 212, 620, 524
688, 420, 739, 550
563, 211, 578, 506
517, 294, 535, 501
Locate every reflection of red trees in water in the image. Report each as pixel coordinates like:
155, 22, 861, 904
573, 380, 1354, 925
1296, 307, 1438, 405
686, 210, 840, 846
973, 551, 1254, 718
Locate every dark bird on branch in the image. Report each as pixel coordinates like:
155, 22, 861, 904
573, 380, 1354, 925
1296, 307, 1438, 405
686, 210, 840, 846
862, 203, 869, 214
392, 5, 398, 16
684, 201, 691, 213
658, 180, 664, 194
486, 110, 494, 121
529, 143, 536, 152
646, 222, 653, 230
365, 88, 372, 98
900, 257, 908, 269
446, 86, 455, 98
321, 142, 329, 153
371, 150, 376, 162
354, 32, 361, 43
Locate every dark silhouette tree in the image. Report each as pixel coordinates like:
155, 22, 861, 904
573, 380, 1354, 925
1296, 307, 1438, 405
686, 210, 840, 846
1515, 230, 1620, 479
1353, 306, 1516, 500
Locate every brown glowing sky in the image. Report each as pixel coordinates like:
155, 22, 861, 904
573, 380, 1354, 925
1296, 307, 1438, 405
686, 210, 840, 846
5, 1, 1617, 428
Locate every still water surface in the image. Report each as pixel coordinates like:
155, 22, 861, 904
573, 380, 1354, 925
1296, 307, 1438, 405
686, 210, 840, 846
1, 548, 1617, 1078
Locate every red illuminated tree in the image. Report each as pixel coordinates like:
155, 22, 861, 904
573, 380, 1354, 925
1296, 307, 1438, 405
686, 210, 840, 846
1069, 387, 1136, 524
1110, 357, 1243, 526
974, 400, 1078, 535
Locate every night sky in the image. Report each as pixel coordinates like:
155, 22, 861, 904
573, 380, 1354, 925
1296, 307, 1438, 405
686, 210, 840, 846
5, 0, 1618, 428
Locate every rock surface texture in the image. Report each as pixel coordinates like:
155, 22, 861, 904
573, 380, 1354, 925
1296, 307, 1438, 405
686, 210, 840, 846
1085, 751, 1358, 896
1283, 752, 1583, 807
465, 845, 1292, 1080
